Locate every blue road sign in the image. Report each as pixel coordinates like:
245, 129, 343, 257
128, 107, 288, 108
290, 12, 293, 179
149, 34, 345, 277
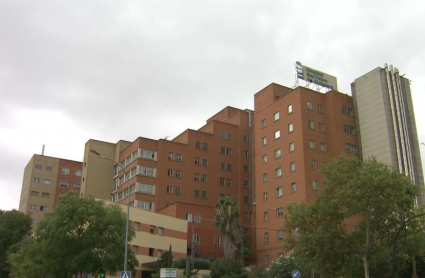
291, 270, 301, 278
121, 271, 131, 278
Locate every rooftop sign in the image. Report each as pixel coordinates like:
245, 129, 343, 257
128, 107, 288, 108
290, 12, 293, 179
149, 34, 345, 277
296, 61, 338, 91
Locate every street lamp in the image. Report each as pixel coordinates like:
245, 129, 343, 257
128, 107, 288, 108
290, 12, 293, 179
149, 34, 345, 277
90, 149, 131, 272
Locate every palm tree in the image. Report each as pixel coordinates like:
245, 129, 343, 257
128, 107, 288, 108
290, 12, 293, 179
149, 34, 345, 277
214, 196, 242, 262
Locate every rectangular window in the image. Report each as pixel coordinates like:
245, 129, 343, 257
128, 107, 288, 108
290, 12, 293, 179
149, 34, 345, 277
243, 150, 249, 158
195, 157, 201, 165
275, 148, 281, 158
149, 248, 154, 256
202, 175, 208, 183
134, 222, 140, 231
74, 183, 81, 190
150, 225, 155, 234
168, 169, 174, 177
288, 123, 294, 133
244, 181, 249, 188
29, 204, 37, 210
195, 190, 200, 198
60, 181, 68, 188
290, 162, 295, 172
203, 143, 208, 151
291, 182, 297, 193
202, 158, 208, 166
46, 166, 53, 171
167, 185, 173, 194
321, 142, 327, 151
343, 106, 354, 116
195, 173, 201, 181
313, 180, 319, 190
176, 154, 183, 161
276, 187, 282, 197
35, 164, 42, 169
344, 124, 356, 135
141, 149, 156, 160
289, 142, 294, 152
43, 179, 51, 185
274, 112, 280, 121
262, 119, 266, 128
264, 192, 268, 202
31, 191, 39, 197
264, 233, 269, 244
220, 162, 226, 170
40, 206, 48, 212
186, 213, 192, 222
262, 137, 267, 146
288, 104, 293, 114
227, 148, 232, 156
175, 187, 181, 195
310, 140, 316, 149
227, 133, 233, 141
194, 214, 201, 223
277, 208, 283, 218
227, 163, 232, 171
220, 147, 226, 154
42, 193, 49, 198
33, 178, 41, 183
202, 191, 208, 199
275, 168, 282, 178
274, 130, 281, 139
263, 154, 267, 164
243, 135, 249, 143
169, 152, 175, 160
193, 234, 200, 245
214, 237, 221, 247
319, 123, 325, 132
176, 170, 182, 178
227, 179, 232, 187
307, 101, 313, 110
220, 132, 226, 139
346, 143, 358, 154
196, 141, 201, 149
263, 173, 268, 183
278, 230, 284, 241
264, 212, 269, 221
157, 249, 163, 257
75, 170, 82, 177
309, 120, 315, 130
243, 165, 248, 172
244, 196, 249, 204
265, 255, 270, 265
318, 104, 324, 114
311, 159, 317, 169
244, 212, 249, 220
220, 178, 225, 186
62, 168, 70, 175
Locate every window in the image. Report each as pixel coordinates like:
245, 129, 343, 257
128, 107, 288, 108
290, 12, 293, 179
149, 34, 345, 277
264, 192, 268, 202
220, 162, 226, 170
202, 191, 208, 199
309, 120, 315, 130
167, 186, 174, 194
227, 163, 232, 171
42, 193, 49, 198
278, 230, 284, 241
168, 169, 174, 177
307, 101, 313, 110
43, 179, 51, 185
62, 168, 70, 175
33, 178, 41, 183
194, 214, 201, 223
263, 154, 268, 164
149, 248, 154, 256
158, 227, 164, 236
75, 170, 82, 177
134, 222, 140, 231
202, 175, 208, 183
60, 181, 68, 188
141, 149, 156, 160
343, 106, 354, 116
311, 159, 317, 169
227, 179, 232, 187
265, 255, 270, 265
264, 233, 269, 244
275, 167, 282, 177
321, 142, 326, 151
275, 148, 281, 158
227, 133, 233, 141
195, 157, 201, 165
262, 137, 267, 146
74, 183, 81, 190
262, 119, 266, 128
176, 154, 183, 161
202, 159, 208, 166
264, 212, 269, 221
274, 112, 280, 121
157, 249, 163, 257
288, 123, 294, 133
227, 148, 232, 156
168, 152, 175, 160
318, 104, 324, 113
276, 186, 282, 197
243, 150, 249, 158
46, 166, 53, 171
277, 208, 283, 218
319, 123, 325, 132
274, 130, 281, 139
203, 143, 208, 151
346, 143, 358, 154
139, 166, 155, 177
263, 173, 268, 182
310, 140, 316, 149
220, 147, 225, 154
31, 191, 39, 197
196, 141, 201, 149
186, 213, 192, 222
193, 234, 200, 245
243, 165, 248, 172
290, 162, 295, 172
244, 196, 249, 204
243, 135, 249, 143
214, 237, 221, 247
195, 174, 200, 181
344, 124, 356, 135
176, 170, 182, 178
220, 178, 225, 186
291, 182, 297, 193
150, 225, 155, 234
244, 181, 249, 188
313, 180, 319, 190
288, 104, 293, 114
220, 132, 226, 139
40, 206, 48, 212
244, 212, 249, 220
195, 190, 200, 198
29, 204, 37, 210
175, 187, 181, 195
35, 164, 42, 169
289, 142, 294, 152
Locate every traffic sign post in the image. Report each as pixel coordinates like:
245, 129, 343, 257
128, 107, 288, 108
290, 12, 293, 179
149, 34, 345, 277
291, 270, 301, 278
121, 271, 131, 278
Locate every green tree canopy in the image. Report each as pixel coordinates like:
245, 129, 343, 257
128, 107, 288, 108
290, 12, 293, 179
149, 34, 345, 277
0, 209, 32, 278
8, 191, 138, 278
283, 156, 420, 278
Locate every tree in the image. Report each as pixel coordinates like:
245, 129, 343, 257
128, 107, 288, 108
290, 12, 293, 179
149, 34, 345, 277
214, 196, 242, 263
159, 245, 173, 268
0, 209, 32, 278
267, 256, 312, 278
283, 156, 419, 278
8, 191, 139, 278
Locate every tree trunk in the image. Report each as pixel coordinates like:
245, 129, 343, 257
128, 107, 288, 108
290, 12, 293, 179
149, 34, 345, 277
363, 216, 370, 278
412, 255, 417, 278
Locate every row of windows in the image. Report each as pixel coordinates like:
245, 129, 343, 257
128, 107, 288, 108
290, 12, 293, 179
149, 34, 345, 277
185, 213, 202, 223
262, 122, 325, 147
195, 142, 209, 151
130, 200, 154, 211
31, 191, 49, 198
220, 132, 233, 141
167, 185, 181, 195
168, 152, 183, 161
264, 230, 285, 245
194, 190, 208, 199
167, 169, 182, 178
118, 149, 156, 174
34, 165, 81, 176
220, 162, 233, 171
195, 157, 208, 166
194, 173, 208, 182
34, 164, 53, 171
33, 178, 80, 189
29, 204, 48, 212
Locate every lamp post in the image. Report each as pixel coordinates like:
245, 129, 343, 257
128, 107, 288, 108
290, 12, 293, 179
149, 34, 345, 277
90, 149, 131, 272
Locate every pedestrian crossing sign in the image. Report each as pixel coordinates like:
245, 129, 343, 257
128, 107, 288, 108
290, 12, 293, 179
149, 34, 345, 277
121, 271, 131, 278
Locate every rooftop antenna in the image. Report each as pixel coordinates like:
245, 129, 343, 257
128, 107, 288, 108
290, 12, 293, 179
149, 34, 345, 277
42, 144, 45, 156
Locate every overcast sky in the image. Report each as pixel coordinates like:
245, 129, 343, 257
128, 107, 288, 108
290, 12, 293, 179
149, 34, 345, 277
1, 0, 425, 211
